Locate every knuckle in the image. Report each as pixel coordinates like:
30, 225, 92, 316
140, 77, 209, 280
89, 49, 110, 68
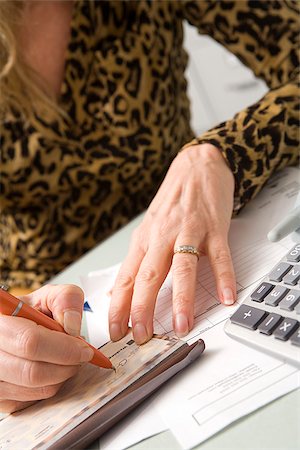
210, 247, 231, 267
114, 272, 135, 292
21, 360, 42, 387
131, 227, 140, 242
39, 384, 61, 400
55, 284, 84, 306
56, 341, 78, 365
173, 293, 190, 313
16, 326, 40, 360
181, 216, 199, 232
131, 226, 145, 245
173, 257, 196, 278
109, 304, 124, 322
156, 220, 172, 239
0, 386, 8, 403
217, 269, 234, 282
61, 284, 84, 297
131, 303, 149, 322
135, 266, 159, 285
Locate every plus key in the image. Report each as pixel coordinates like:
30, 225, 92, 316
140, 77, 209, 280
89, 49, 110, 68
230, 305, 267, 330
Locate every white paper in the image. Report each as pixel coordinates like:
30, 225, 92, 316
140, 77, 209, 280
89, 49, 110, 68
80, 287, 112, 348
155, 322, 299, 450
82, 167, 300, 450
80, 263, 121, 297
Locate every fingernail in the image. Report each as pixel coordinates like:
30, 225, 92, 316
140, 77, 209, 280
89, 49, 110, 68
110, 323, 123, 341
78, 344, 94, 363
175, 313, 189, 337
222, 288, 235, 305
64, 310, 82, 336
133, 323, 148, 345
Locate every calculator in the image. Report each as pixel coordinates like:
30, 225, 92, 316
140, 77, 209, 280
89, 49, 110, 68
225, 244, 300, 367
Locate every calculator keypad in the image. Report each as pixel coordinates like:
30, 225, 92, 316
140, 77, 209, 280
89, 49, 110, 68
268, 262, 292, 282
230, 305, 266, 330
265, 285, 288, 306
250, 282, 274, 302
290, 328, 300, 346
229, 244, 300, 353
286, 244, 300, 262
279, 290, 300, 311
282, 265, 300, 285
258, 313, 282, 335
273, 318, 298, 341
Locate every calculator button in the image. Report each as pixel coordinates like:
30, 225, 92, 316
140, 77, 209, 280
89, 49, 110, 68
283, 265, 300, 285
258, 313, 282, 335
295, 302, 300, 315
273, 318, 298, 341
250, 282, 274, 302
230, 305, 266, 330
264, 285, 289, 307
278, 290, 300, 311
290, 327, 300, 347
268, 262, 292, 282
286, 244, 300, 262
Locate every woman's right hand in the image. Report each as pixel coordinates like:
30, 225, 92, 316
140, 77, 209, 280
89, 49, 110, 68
0, 284, 94, 413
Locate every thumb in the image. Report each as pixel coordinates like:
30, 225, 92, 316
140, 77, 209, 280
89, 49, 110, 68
20, 284, 84, 337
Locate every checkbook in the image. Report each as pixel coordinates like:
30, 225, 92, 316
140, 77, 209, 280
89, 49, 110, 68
0, 333, 204, 449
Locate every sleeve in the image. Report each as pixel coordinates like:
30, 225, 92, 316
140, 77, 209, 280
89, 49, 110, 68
180, 0, 299, 213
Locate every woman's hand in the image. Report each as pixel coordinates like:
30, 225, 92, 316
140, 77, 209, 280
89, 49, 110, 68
109, 143, 236, 344
0, 284, 93, 413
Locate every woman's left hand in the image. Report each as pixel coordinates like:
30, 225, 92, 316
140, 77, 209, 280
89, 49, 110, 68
109, 143, 236, 344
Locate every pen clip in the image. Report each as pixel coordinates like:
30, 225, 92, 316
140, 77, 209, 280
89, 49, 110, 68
0, 284, 9, 292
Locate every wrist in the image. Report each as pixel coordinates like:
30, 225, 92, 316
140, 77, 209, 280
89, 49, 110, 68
179, 142, 232, 171
180, 143, 223, 163
178, 142, 235, 193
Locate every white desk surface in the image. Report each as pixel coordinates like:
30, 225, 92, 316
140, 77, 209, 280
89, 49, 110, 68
52, 214, 299, 450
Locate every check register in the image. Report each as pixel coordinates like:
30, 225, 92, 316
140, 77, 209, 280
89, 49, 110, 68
225, 196, 300, 367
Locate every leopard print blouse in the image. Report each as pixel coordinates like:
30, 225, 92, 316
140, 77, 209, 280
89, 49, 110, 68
1, 1, 299, 289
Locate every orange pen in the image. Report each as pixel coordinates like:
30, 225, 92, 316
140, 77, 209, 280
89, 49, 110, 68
0, 285, 114, 370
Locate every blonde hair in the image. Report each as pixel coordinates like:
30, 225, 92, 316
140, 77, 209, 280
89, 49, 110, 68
0, 1, 59, 121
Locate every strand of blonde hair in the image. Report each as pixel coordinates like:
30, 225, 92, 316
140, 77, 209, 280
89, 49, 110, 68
0, 1, 63, 122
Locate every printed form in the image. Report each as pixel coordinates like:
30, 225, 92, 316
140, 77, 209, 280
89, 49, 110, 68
81, 167, 300, 450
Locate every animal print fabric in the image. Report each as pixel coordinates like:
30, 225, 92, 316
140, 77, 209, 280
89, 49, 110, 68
0, 1, 299, 289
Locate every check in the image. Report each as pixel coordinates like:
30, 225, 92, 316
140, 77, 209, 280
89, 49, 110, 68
0, 333, 183, 450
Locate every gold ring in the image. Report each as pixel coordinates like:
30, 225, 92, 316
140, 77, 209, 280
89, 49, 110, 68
173, 245, 200, 260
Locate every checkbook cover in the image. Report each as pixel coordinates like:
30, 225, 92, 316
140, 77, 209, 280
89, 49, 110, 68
0, 334, 205, 450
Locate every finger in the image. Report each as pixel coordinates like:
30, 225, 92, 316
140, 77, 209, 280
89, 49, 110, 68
0, 316, 94, 365
20, 284, 84, 336
109, 228, 146, 341
0, 380, 64, 402
0, 399, 36, 414
172, 235, 200, 337
0, 349, 79, 387
207, 234, 236, 305
130, 242, 173, 345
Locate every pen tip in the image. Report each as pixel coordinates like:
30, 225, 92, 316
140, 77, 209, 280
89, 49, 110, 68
112, 365, 116, 372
